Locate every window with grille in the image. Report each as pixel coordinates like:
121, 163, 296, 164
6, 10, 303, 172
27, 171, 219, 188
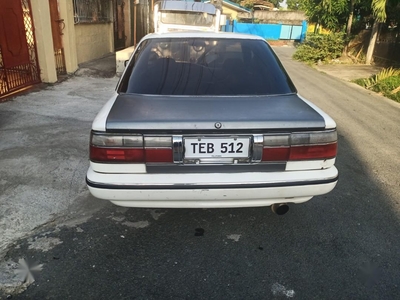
73, 0, 111, 24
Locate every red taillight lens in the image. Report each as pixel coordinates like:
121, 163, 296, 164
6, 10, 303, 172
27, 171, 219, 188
145, 148, 173, 163
90, 133, 173, 163
289, 143, 337, 160
261, 130, 337, 162
262, 147, 290, 161
90, 146, 145, 162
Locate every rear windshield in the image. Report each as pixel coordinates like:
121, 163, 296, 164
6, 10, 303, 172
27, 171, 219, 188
121, 38, 296, 96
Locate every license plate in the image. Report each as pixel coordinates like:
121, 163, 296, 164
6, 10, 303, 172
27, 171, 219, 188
184, 137, 250, 159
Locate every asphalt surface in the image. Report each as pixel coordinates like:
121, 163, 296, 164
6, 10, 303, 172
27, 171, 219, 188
1, 47, 400, 299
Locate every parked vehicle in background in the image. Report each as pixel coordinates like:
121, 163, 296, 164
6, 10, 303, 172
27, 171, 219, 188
86, 31, 338, 215
153, 0, 224, 33
116, 0, 226, 76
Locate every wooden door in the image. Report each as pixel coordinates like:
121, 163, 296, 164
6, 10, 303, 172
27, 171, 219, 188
0, 0, 30, 68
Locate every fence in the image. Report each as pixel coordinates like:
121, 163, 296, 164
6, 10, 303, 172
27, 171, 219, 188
373, 25, 400, 66
222, 20, 307, 42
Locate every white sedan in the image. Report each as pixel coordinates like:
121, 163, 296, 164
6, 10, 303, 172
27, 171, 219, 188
86, 32, 338, 215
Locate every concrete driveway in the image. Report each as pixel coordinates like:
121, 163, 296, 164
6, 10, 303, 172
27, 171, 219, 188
314, 64, 383, 81
0, 76, 118, 257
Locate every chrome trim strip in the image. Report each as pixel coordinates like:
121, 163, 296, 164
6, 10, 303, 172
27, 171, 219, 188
173, 135, 184, 163
252, 134, 263, 162
86, 175, 339, 190
147, 163, 285, 173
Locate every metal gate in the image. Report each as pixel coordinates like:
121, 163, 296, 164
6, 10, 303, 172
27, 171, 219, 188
49, 0, 66, 76
0, 0, 40, 99
114, 0, 126, 51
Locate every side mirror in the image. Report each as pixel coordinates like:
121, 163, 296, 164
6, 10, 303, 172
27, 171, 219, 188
124, 60, 129, 67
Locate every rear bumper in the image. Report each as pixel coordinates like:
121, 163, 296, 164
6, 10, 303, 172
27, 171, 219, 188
86, 166, 338, 208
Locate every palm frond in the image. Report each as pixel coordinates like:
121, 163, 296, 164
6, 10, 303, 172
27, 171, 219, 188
372, 0, 387, 22
364, 67, 400, 89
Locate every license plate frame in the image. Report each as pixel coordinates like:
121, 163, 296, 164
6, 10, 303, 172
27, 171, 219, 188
184, 136, 251, 160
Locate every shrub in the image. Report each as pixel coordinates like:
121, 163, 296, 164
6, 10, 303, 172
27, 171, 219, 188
353, 68, 400, 103
371, 75, 400, 93
372, 76, 400, 102
352, 78, 368, 87
358, 68, 400, 89
293, 33, 346, 63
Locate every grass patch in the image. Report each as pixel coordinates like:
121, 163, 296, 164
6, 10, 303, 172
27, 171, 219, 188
352, 68, 400, 102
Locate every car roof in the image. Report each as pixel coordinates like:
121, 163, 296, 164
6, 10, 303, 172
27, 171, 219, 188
141, 31, 266, 41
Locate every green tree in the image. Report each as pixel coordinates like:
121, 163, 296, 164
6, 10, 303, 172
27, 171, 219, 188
269, 0, 284, 8
286, 0, 301, 10
298, 0, 349, 31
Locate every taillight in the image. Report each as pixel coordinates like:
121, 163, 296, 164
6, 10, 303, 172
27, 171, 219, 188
262, 130, 337, 162
145, 148, 173, 162
262, 147, 290, 161
90, 147, 145, 162
144, 137, 173, 163
90, 133, 173, 163
289, 143, 337, 160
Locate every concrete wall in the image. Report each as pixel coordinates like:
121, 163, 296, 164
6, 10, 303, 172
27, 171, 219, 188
75, 23, 114, 64
58, 0, 78, 73
250, 11, 306, 25
30, 1, 58, 83
221, 4, 251, 21
307, 23, 331, 34
10, 1, 115, 84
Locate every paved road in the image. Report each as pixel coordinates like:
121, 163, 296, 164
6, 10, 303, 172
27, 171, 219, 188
2, 48, 400, 299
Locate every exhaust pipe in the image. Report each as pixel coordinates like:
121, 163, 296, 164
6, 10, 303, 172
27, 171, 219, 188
271, 203, 289, 215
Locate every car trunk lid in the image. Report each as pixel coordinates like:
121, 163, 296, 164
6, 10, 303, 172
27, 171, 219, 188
105, 93, 326, 132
